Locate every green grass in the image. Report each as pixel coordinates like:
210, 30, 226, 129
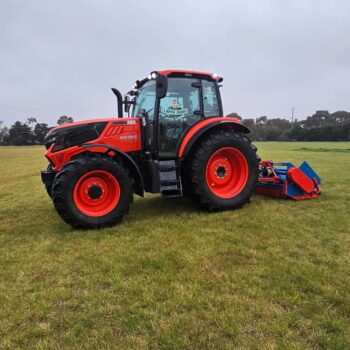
0, 142, 349, 349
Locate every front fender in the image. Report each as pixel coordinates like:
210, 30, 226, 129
80, 144, 144, 197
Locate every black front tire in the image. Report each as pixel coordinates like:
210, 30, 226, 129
52, 153, 132, 229
45, 165, 54, 198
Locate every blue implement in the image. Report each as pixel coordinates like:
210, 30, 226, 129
256, 160, 321, 200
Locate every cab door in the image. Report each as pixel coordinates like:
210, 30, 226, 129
132, 80, 156, 152
158, 78, 202, 159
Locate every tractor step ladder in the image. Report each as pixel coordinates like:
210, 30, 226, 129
159, 160, 183, 197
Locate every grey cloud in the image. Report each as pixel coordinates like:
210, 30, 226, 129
0, 0, 349, 125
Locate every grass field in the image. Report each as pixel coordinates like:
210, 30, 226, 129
0, 142, 349, 349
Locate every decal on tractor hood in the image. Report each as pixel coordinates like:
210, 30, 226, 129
119, 134, 138, 140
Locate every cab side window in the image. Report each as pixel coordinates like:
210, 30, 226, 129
202, 80, 220, 117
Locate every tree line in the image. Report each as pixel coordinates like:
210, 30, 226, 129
227, 110, 350, 141
0, 116, 73, 146
0, 111, 349, 145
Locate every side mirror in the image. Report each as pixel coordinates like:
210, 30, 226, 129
156, 75, 168, 99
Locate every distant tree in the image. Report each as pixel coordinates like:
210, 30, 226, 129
331, 111, 350, 125
256, 116, 268, 125
8, 121, 34, 145
0, 121, 9, 145
226, 112, 242, 121
276, 129, 293, 141
34, 123, 50, 144
301, 110, 333, 129
57, 115, 73, 125
252, 116, 266, 140
241, 118, 255, 139
242, 118, 255, 128
27, 117, 37, 126
266, 118, 290, 129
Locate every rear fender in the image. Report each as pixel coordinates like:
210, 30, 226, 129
177, 117, 250, 158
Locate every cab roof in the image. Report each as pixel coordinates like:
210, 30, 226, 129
132, 69, 223, 90
157, 69, 222, 81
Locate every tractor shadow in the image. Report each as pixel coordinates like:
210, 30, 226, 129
128, 195, 199, 223
28, 194, 199, 235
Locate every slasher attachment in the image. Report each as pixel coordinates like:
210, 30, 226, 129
256, 161, 321, 200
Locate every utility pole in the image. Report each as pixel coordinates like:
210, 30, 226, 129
291, 107, 295, 124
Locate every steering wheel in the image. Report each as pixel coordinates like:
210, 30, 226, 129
146, 107, 154, 115
146, 108, 169, 120
145, 107, 168, 118
159, 111, 168, 119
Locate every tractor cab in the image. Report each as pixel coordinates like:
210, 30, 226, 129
128, 70, 223, 159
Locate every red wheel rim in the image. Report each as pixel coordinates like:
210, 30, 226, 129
206, 147, 249, 198
73, 170, 120, 217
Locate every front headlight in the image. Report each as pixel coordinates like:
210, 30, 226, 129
44, 135, 57, 150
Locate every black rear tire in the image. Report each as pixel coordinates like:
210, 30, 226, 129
52, 153, 132, 229
184, 129, 259, 211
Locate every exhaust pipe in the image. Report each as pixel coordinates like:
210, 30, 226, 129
111, 88, 123, 118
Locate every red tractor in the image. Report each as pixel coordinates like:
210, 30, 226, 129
41, 70, 260, 228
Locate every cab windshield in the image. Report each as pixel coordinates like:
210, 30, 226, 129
132, 81, 156, 120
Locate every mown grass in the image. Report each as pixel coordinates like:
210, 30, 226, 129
0, 142, 349, 349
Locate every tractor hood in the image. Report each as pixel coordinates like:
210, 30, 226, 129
44, 119, 110, 152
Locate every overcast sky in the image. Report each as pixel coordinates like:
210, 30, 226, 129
1, 0, 349, 126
